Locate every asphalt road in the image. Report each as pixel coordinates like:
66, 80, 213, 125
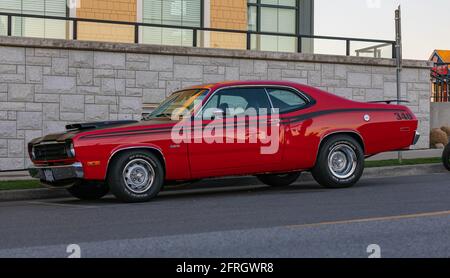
0, 173, 450, 258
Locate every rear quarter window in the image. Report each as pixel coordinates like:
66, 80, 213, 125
267, 88, 308, 113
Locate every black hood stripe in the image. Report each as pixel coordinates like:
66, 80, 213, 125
79, 108, 406, 140
284, 108, 403, 124
79, 126, 174, 139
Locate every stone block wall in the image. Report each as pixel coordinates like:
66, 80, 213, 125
431, 102, 450, 129
0, 37, 431, 170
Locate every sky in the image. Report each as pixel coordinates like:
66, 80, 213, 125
314, 0, 450, 60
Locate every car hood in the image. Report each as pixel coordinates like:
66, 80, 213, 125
29, 119, 177, 145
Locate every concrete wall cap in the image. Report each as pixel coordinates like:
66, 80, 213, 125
0, 36, 432, 69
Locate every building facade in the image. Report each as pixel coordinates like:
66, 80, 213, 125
0, 1, 432, 170
430, 50, 450, 103
0, 0, 314, 51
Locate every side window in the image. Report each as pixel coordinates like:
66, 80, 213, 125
202, 88, 271, 119
218, 94, 249, 116
267, 88, 308, 113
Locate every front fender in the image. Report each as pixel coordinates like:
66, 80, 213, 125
76, 143, 165, 181
105, 144, 165, 180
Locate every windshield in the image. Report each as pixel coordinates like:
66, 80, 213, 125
144, 89, 209, 120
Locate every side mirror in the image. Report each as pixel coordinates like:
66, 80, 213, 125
212, 108, 225, 119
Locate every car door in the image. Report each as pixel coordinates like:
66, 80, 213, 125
266, 87, 315, 171
188, 87, 284, 178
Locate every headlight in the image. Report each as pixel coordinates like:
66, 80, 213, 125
31, 145, 36, 160
67, 142, 76, 158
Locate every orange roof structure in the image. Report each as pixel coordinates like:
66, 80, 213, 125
431, 50, 450, 63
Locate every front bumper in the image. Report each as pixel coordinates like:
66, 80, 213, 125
412, 131, 421, 145
29, 162, 84, 184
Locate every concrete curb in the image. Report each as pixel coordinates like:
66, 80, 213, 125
363, 164, 448, 179
0, 163, 448, 202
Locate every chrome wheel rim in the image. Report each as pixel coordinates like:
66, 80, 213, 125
327, 144, 357, 179
122, 159, 155, 194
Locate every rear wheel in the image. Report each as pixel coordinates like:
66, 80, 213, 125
257, 172, 301, 187
107, 150, 164, 203
443, 143, 450, 171
312, 135, 364, 188
67, 181, 109, 200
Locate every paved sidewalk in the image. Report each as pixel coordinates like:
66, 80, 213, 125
0, 170, 30, 181
366, 148, 443, 161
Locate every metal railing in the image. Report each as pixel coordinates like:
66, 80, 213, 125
355, 43, 393, 58
431, 81, 449, 103
0, 11, 397, 58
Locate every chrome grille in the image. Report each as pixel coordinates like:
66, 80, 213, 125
33, 143, 68, 161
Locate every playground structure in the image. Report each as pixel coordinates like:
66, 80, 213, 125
430, 50, 450, 102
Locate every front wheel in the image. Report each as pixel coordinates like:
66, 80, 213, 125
311, 135, 364, 188
67, 181, 109, 200
107, 150, 164, 203
443, 144, 450, 171
257, 172, 301, 187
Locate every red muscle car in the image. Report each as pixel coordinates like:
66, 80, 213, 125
28, 81, 420, 202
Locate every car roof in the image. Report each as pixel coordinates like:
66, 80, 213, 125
186, 80, 310, 91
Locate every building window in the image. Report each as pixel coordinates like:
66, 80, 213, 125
0, 0, 67, 39
248, 0, 298, 52
141, 0, 202, 47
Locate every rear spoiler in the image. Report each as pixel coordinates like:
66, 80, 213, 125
367, 100, 409, 105
66, 120, 138, 131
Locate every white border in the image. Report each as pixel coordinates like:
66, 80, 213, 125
137, 0, 143, 42
203, 0, 210, 47
68, 0, 78, 17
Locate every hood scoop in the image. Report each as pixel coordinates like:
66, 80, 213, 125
66, 120, 139, 131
